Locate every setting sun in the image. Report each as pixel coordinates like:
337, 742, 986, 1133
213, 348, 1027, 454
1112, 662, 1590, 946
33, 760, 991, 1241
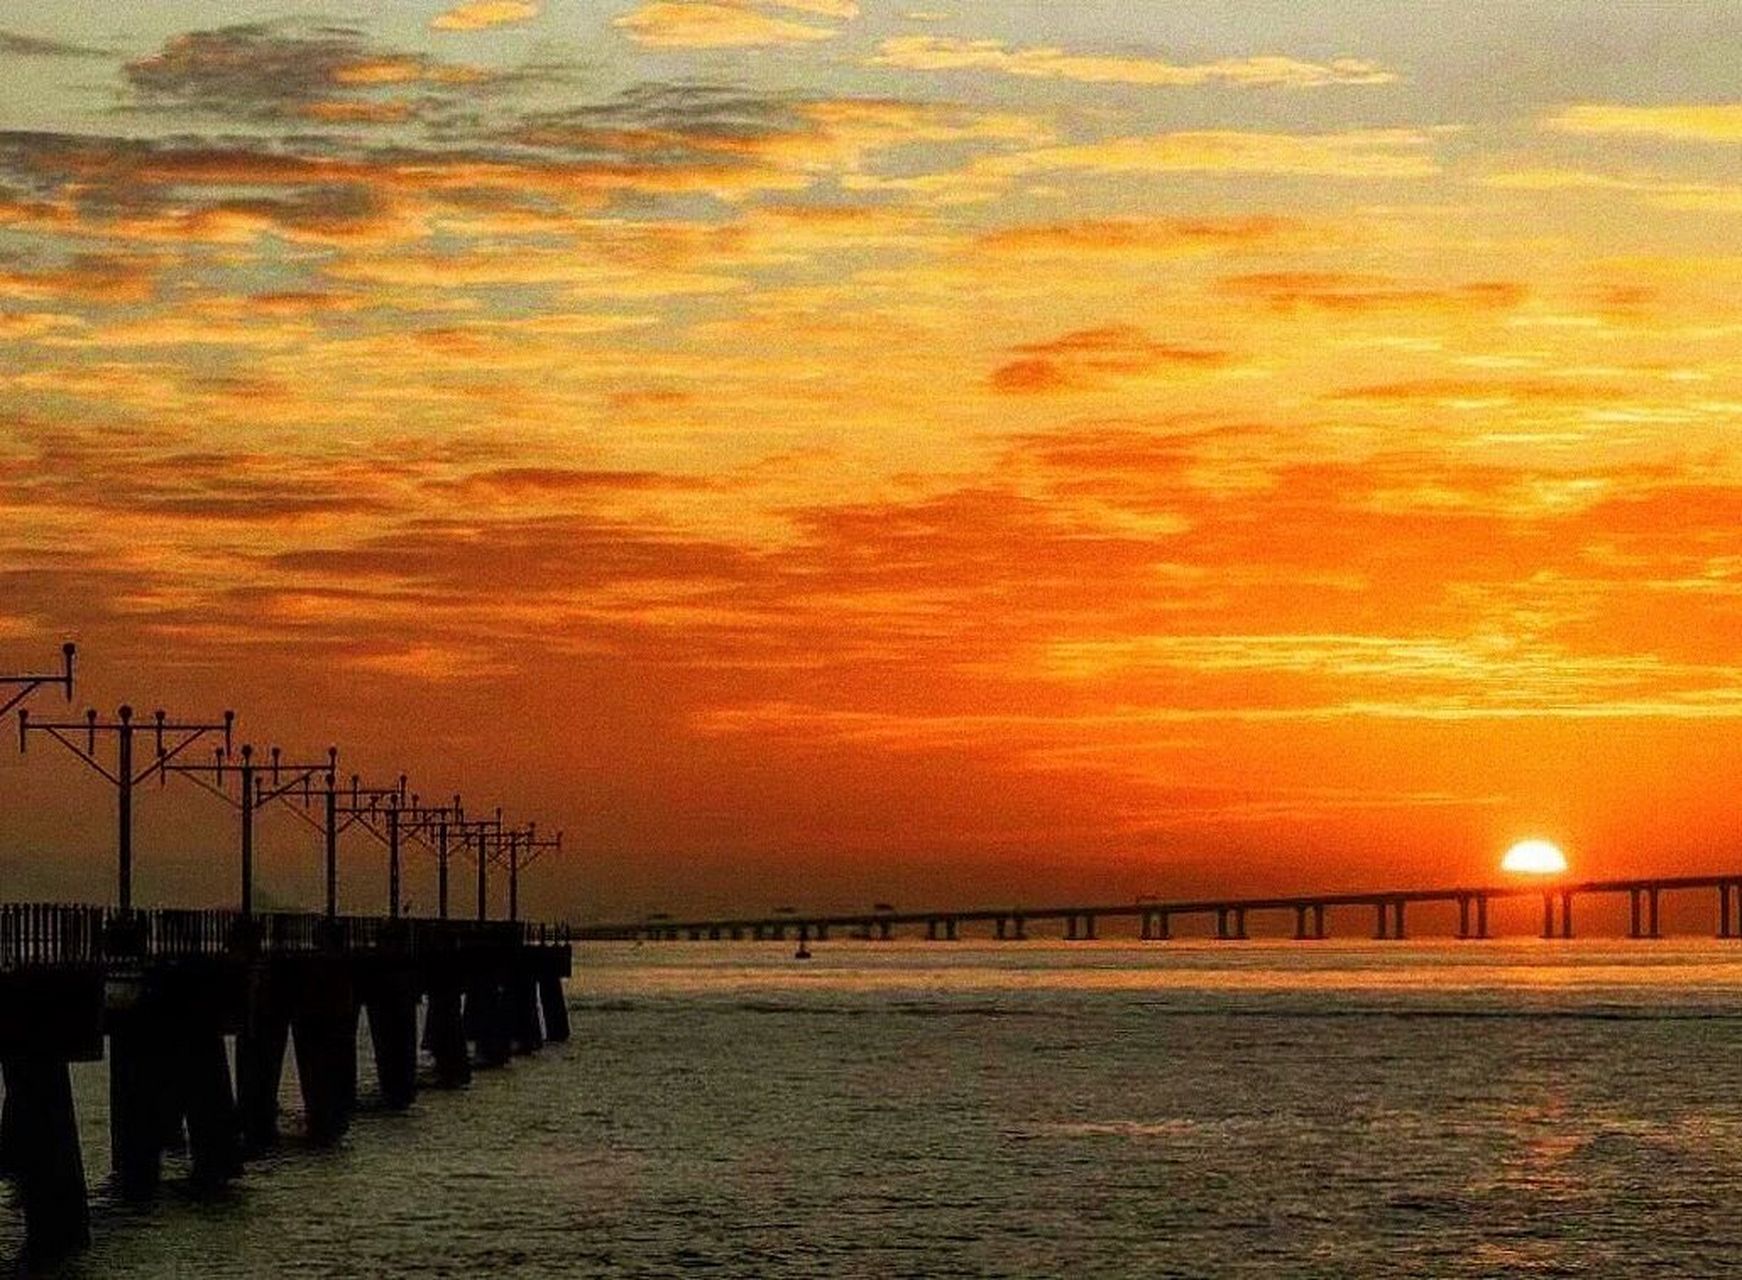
1502, 840, 1570, 876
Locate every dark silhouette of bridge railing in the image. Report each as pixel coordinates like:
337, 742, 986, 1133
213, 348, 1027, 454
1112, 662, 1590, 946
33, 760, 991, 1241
585, 874, 1742, 944
0, 903, 572, 972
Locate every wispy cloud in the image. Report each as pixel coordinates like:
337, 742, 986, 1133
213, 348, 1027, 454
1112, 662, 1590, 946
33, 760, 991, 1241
871, 36, 1396, 89
0, 29, 108, 59
1545, 103, 1742, 142
431, 1, 539, 32
614, 1, 850, 49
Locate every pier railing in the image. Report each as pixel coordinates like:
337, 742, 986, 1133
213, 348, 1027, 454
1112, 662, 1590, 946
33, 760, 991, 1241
0, 903, 571, 972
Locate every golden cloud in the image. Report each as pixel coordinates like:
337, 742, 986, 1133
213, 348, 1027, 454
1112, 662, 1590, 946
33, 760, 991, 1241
1545, 103, 1742, 142
614, 1, 841, 48
431, 1, 539, 32
871, 36, 1396, 88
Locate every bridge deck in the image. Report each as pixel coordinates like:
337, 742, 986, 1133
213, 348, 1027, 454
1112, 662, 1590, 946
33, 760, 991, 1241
575, 873, 1742, 939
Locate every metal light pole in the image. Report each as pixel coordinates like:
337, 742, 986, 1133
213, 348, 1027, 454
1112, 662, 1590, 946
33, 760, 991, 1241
510, 824, 562, 925
0, 643, 75, 719
329, 776, 410, 918
19, 704, 233, 910
157, 743, 336, 918
387, 796, 465, 921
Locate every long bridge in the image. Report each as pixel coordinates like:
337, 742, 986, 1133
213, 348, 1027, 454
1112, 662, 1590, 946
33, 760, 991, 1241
0, 647, 575, 1264
580, 874, 1742, 944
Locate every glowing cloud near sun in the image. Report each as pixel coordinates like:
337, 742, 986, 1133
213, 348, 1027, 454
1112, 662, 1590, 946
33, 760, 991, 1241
1502, 839, 1568, 875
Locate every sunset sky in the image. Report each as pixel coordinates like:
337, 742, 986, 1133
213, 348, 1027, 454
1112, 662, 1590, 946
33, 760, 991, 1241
4, 2, 1742, 921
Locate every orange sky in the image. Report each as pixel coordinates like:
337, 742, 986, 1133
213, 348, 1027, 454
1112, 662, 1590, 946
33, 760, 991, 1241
3, 3, 1742, 921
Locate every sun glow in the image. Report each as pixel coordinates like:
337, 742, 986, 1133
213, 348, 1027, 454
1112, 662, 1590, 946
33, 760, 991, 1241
1501, 839, 1568, 876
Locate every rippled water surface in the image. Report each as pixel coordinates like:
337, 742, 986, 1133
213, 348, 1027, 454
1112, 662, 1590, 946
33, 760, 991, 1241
12, 939, 1742, 1276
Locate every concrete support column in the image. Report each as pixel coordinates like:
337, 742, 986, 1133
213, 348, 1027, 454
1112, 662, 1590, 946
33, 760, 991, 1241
109, 1020, 171, 1196
1084, 914, 1098, 941
877, 919, 892, 941
426, 984, 472, 1087
1216, 908, 1230, 940
1012, 915, 1026, 940
510, 976, 545, 1055
1629, 889, 1642, 938
1392, 901, 1406, 941
1457, 895, 1470, 940
996, 916, 1008, 941
1066, 915, 1079, 941
1373, 902, 1388, 940
465, 977, 513, 1068
237, 982, 291, 1151
1476, 895, 1490, 939
1541, 892, 1555, 940
1648, 887, 1661, 938
926, 919, 938, 941
2, 1056, 89, 1263
944, 918, 958, 941
1560, 891, 1574, 940
537, 972, 570, 1043
290, 982, 358, 1143
1293, 905, 1308, 940
1313, 904, 1326, 939
366, 987, 420, 1110
180, 1027, 242, 1188
1140, 911, 1154, 941
1721, 884, 1733, 939
1233, 908, 1247, 940
1157, 911, 1171, 941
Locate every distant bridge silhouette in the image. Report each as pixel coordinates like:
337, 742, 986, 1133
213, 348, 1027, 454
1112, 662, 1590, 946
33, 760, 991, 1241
582, 875, 1742, 944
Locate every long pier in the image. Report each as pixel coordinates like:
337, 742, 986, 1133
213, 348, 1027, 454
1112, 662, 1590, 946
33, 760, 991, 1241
0, 906, 571, 1263
579, 874, 1742, 944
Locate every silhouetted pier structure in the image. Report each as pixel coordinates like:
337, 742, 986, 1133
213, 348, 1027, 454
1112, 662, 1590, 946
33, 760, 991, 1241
0, 646, 575, 1264
0, 907, 571, 1262
580, 875, 1742, 945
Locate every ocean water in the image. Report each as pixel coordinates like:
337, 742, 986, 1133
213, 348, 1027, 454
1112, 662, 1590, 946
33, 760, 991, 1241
11, 939, 1742, 1276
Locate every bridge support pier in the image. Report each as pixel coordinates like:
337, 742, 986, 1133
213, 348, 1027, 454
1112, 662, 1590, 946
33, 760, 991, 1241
1066, 915, 1079, 941
511, 975, 545, 1055
426, 983, 472, 1088
109, 1019, 173, 1196
1721, 883, 1733, 939
2, 1056, 89, 1262
1457, 895, 1470, 940
1476, 894, 1490, 939
237, 975, 291, 1151
538, 971, 570, 1043
1216, 908, 1230, 941
1561, 891, 1574, 940
926, 919, 938, 941
290, 975, 358, 1142
0, 1078, 18, 1178
1373, 902, 1388, 940
180, 1025, 242, 1189
365, 977, 421, 1110
1649, 887, 1661, 938
1012, 915, 1026, 940
996, 916, 1008, 940
1313, 903, 1327, 939
944, 918, 958, 941
465, 976, 513, 1068
1233, 908, 1248, 940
